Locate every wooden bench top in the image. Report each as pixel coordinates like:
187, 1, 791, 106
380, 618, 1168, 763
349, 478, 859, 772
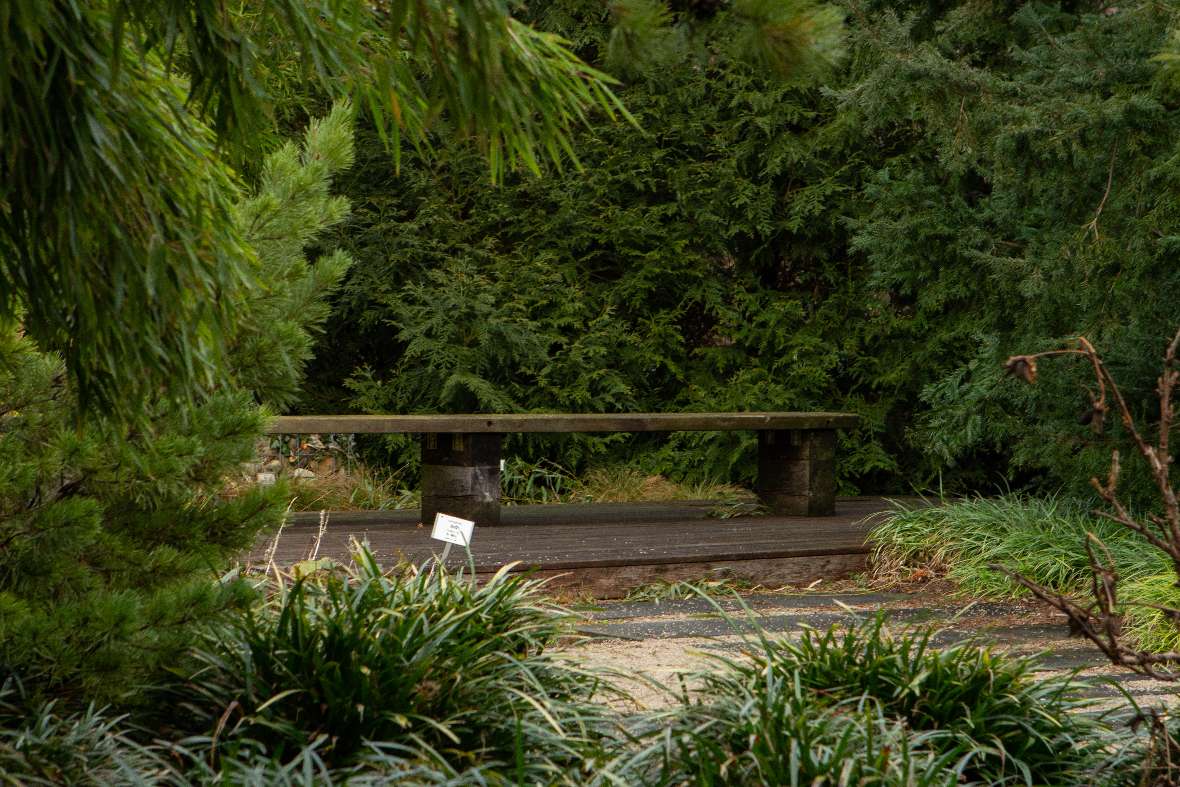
265, 412, 859, 434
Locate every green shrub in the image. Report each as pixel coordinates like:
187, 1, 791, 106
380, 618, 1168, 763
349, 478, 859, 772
0, 325, 283, 706
621, 615, 1105, 785
163, 738, 335, 786
623, 693, 959, 786
164, 548, 617, 783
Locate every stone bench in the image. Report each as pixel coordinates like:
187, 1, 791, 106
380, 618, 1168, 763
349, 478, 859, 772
265, 412, 859, 526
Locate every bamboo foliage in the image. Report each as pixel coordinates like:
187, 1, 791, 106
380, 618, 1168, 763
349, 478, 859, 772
0, 0, 627, 419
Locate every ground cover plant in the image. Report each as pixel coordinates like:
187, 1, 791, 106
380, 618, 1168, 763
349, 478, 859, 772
1, 553, 1172, 785
0, 551, 627, 784
871, 495, 1180, 654
0, 681, 171, 786
615, 614, 1112, 786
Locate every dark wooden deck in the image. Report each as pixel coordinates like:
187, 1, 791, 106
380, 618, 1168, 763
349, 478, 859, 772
252, 496, 902, 597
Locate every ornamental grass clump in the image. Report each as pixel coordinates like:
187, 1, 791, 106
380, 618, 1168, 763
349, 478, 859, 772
0, 680, 171, 785
871, 494, 1166, 597
619, 615, 1105, 786
621, 684, 960, 785
1118, 573, 1180, 654
163, 547, 618, 783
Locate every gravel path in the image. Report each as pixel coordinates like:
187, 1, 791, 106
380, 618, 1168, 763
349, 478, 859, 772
561, 586, 1179, 712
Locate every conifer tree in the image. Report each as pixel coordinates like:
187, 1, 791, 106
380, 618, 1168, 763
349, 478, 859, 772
606, 0, 844, 81
0, 105, 355, 704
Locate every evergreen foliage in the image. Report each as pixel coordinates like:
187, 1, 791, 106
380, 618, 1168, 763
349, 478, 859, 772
0, 108, 355, 704
312, 0, 1180, 497
229, 102, 357, 409
605, 0, 844, 81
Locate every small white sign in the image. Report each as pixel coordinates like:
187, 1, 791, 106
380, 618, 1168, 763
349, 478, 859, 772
431, 513, 475, 547
256, 472, 276, 486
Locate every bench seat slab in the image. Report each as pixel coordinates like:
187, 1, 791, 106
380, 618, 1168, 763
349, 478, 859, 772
267, 412, 858, 434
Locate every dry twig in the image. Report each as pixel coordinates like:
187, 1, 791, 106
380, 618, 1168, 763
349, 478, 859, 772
998, 327, 1180, 679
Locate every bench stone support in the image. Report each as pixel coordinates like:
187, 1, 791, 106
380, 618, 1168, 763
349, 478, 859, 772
421, 433, 502, 527
756, 429, 836, 516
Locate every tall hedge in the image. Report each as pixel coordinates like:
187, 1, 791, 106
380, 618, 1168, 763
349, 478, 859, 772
308, 0, 1180, 498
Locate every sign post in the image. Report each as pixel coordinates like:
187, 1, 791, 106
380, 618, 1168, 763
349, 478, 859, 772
430, 512, 475, 563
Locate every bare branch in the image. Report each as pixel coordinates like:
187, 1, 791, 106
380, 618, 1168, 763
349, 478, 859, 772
1001, 328, 1180, 680
1083, 145, 1117, 240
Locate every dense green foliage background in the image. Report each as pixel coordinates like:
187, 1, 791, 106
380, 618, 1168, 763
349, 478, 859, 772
0, 0, 842, 715
306, 0, 1180, 499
